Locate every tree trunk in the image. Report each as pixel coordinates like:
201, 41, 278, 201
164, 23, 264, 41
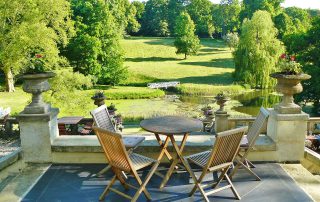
184, 53, 187, 60
5, 69, 15, 92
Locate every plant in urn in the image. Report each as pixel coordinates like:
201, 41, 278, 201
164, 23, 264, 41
270, 54, 311, 114
214, 92, 230, 114
21, 54, 55, 114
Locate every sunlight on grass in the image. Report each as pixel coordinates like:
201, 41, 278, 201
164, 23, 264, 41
121, 37, 240, 92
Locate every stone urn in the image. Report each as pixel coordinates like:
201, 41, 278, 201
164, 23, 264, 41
270, 73, 311, 114
21, 72, 55, 114
91, 93, 106, 107
214, 95, 230, 114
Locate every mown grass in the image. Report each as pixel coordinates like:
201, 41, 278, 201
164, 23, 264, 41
0, 88, 30, 116
1, 37, 250, 121
91, 86, 165, 99
120, 37, 245, 95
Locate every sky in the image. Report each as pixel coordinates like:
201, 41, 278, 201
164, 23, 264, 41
130, 0, 320, 9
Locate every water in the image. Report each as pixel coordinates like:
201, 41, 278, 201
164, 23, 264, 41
231, 90, 281, 116
178, 90, 281, 116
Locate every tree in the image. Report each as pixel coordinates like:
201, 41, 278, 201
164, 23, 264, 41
141, 0, 170, 36
240, 0, 284, 22
284, 7, 311, 34
187, 0, 214, 37
234, 10, 284, 88
291, 17, 320, 109
106, 0, 130, 34
213, 0, 241, 36
131, 1, 145, 24
168, 0, 187, 34
65, 0, 127, 85
126, 3, 141, 35
274, 12, 295, 38
224, 32, 239, 50
0, 0, 74, 92
174, 12, 200, 59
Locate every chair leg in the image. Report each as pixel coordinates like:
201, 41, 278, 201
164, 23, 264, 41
132, 161, 159, 202
212, 167, 229, 189
99, 175, 117, 201
225, 174, 241, 200
97, 165, 111, 176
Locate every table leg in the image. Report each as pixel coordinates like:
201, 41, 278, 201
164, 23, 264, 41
155, 134, 172, 161
159, 133, 189, 189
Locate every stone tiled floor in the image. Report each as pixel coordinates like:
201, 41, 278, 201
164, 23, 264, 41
22, 163, 313, 202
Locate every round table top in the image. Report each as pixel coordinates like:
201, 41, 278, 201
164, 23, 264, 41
140, 116, 203, 135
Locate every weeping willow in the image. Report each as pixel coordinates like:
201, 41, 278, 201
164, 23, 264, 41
234, 10, 285, 89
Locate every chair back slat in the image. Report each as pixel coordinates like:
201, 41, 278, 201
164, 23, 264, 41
93, 126, 132, 172
207, 127, 247, 168
246, 107, 269, 147
90, 105, 116, 132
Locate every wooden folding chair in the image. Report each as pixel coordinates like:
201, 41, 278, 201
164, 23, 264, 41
93, 126, 160, 202
91, 105, 145, 175
184, 126, 248, 202
229, 107, 269, 181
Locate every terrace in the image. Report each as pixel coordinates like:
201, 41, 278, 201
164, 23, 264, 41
0, 93, 320, 201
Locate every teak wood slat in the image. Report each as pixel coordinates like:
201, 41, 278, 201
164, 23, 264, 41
230, 107, 269, 181
184, 126, 248, 202
90, 105, 145, 175
93, 126, 159, 202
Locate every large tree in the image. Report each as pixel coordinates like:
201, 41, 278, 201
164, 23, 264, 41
174, 12, 200, 59
240, 0, 284, 22
187, 0, 214, 37
291, 17, 320, 109
213, 0, 241, 36
141, 0, 170, 36
65, 0, 127, 85
0, 0, 74, 92
168, 0, 187, 34
234, 10, 284, 88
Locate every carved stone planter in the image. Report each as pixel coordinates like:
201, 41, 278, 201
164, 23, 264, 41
270, 73, 311, 114
214, 96, 230, 114
21, 72, 55, 114
91, 96, 106, 107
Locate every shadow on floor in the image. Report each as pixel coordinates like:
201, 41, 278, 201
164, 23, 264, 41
22, 163, 313, 202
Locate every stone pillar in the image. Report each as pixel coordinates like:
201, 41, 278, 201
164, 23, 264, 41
267, 109, 308, 162
18, 108, 59, 163
215, 111, 230, 133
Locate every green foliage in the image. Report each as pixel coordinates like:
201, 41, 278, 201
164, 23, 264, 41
141, 0, 170, 36
168, 0, 186, 34
0, 0, 74, 91
285, 7, 311, 33
234, 10, 285, 88
240, 0, 284, 21
223, 32, 239, 49
48, 69, 92, 96
212, 0, 241, 36
65, 0, 127, 86
90, 86, 165, 100
291, 17, 320, 106
178, 84, 245, 96
174, 12, 200, 59
187, 0, 214, 37
126, 3, 141, 34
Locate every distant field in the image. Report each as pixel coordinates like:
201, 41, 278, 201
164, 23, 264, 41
121, 37, 244, 95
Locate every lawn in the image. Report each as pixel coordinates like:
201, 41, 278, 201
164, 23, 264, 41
121, 37, 244, 95
1, 37, 248, 120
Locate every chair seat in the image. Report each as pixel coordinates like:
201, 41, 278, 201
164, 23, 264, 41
129, 153, 156, 170
186, 150, 211, 168
240, 136, 249, 147
123, 136, 145, 148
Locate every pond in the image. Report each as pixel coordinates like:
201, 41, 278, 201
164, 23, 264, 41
178, 89, 315, 117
